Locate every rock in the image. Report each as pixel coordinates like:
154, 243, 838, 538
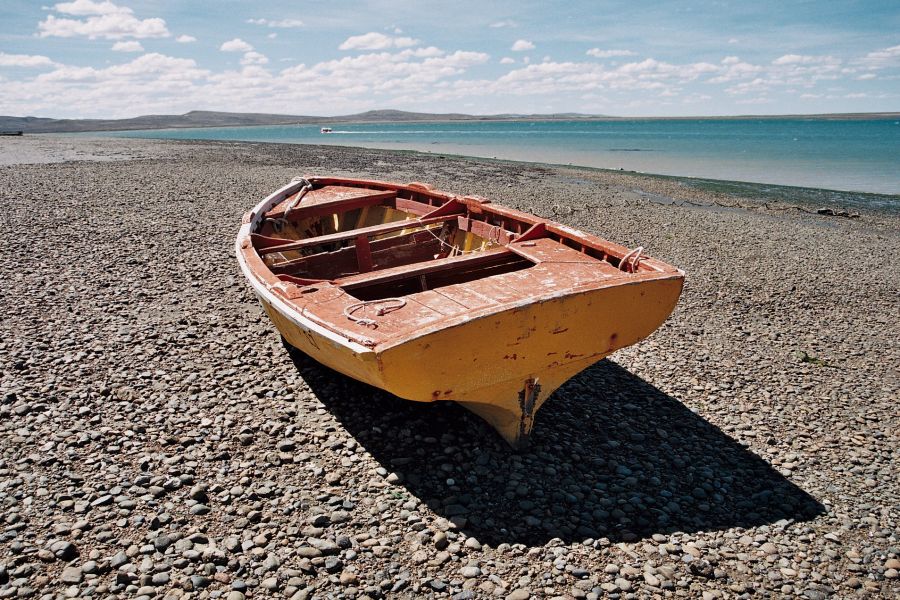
506, 590, 530, 600
296, 546, 322, 558
109, 552, 128, 568
50, 540, 78, 561
188, 485, 209, 503
760, 542, 778, 555
615, 577, 632, 592
308, 514, 329, 527
461, 566, 481, 578
434, 532, 449, 550
81, 561, 98, 575
324, 557, 343, 573
154, 535, 172, 552
37, 549, 55, 562
60, 566, 83, 584
90, 495, 113, 507
339, 571, 358, 585
190, 504, 211, 515
262, 554, 280, 572
329, 510, 350, 523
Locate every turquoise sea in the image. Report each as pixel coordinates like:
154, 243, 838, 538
98, 118, 900, 197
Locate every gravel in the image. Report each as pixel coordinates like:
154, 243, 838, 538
1, 135, 898, 598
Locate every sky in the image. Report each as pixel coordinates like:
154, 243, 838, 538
0, 0, 898, 119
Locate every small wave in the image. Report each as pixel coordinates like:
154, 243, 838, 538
608, 148, 653, 152
328, 130, 446, 134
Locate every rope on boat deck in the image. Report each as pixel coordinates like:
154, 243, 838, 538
619, 246, 644, 272
343, 298, 407, 328
268, 178, 313, 233
424, 226, 478, 256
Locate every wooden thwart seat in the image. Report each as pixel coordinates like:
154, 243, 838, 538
267, 187, 397, 220
255, 214, 456, 256
336, 247, 514, 289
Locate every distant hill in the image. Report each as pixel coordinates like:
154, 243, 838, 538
0, 109, 605, 133
1, 109, 897, 134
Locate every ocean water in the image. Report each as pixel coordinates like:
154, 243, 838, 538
97, 118, 900, 196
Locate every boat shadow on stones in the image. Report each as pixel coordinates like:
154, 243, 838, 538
285, 344, 825, 547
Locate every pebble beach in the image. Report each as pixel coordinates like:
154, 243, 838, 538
1, 136, 898, 599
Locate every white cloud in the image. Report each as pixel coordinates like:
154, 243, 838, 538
403, 46, 444, 58
490, 20, 516, 28
240, 51, 269, 66
38, 1, 169, 39
176, 34, 196, 43
3, 38, 894, 119
53, 0, 129, 16
111, 40, 142, 52
36, 53, 207, 83
220, 38, 253, 52
586, 49, 635, 59
856, 73, 876, 80
268, 33, 277, 39
247, 18, 304, 28
724, 77, 770, 95
735, 97, 771, 105
0, 52, 57, 68
276, 48, 489, 101
339, 32, 419, 51
860, 44, 900, 68
772, 54, 830, 65
708, 56, 761, 83
511, 39, 534, 52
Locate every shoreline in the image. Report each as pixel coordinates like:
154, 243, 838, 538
1, 135, 898, 598
74, 122, 900, 197
13, 134, 900, 215
7, 111, 900, 134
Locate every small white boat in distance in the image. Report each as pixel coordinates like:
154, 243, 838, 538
320, 127, 333, 134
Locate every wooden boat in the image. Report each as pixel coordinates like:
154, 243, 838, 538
236, 177, 684, 447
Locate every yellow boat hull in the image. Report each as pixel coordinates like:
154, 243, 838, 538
258, 275, 682, 447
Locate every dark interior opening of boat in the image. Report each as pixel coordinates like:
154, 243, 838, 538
341, 251, 535, 301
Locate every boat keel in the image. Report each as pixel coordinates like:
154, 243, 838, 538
456, 376, 547, 449
516, 378, 541, 447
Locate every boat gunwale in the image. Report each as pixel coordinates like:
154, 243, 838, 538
236, 176, 685, 353
236, 179, 376, 354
